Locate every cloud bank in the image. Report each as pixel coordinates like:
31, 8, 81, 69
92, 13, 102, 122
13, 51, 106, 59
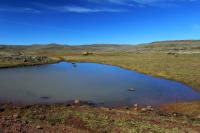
0, 0, 198, 13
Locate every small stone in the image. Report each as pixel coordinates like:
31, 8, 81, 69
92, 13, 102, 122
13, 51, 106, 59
13, 113, 20, 119
134, 104, 138, 108
36, 125, 43, 129
74, 99, 80, 105
128, 88, 135, 91
146, 106, 152, 110
141, 108, 147, 112
134, 107, 138, 111
173, 113, 177, 116
22, 120, 28, 124
146, 106, 153, 111
150, 108, 154, 111
126, 111, 130, 114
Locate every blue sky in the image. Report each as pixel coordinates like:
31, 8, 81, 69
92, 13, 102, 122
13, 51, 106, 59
0, 0, 200, 45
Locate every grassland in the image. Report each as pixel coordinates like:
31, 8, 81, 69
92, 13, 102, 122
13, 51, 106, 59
1, 104, 200, 133
65, 52, 200, 92
0, 40, 200, 132
1, 40, 200, 92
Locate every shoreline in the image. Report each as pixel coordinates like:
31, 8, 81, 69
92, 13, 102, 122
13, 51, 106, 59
1, 58, 198, 92
0, 58, 199, 110
65, 59, 199, 92
0, 43, 200, 132
1, 102, 200, 132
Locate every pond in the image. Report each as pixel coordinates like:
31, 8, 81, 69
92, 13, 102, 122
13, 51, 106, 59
0, 62, 200, 107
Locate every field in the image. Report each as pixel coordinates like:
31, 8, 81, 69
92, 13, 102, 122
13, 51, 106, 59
65, 52, 200, 92
0, 104, 200, 133
2, 40, 197, 91
0, 40, 200, 132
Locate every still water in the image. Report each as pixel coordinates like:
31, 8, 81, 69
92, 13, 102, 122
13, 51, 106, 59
0, 62, 199, 107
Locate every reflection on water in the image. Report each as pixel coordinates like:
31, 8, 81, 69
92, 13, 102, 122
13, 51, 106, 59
0, 62, 200, 107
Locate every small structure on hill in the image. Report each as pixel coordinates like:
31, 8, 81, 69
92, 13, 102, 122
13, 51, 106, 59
82, 52, 95, 56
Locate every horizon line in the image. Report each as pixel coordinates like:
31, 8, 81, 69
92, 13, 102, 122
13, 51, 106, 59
0, 39, 200, 46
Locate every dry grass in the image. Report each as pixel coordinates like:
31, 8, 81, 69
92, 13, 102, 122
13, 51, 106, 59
161, 101, 200, 117
1, 104, 200, 133
63, 52, 200, 92
0, 42, 200, 118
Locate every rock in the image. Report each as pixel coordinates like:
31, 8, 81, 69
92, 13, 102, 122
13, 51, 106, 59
134, 107, 138, 111
0, 55, 52, 64
22, 120, 28, 124
128, 88, 135, 91
141, 108, 147, 112
146, 106, 152, 109
72, 64, 77, 68
36, 125, 43, 129
13, 113, 20, 119
147, 106, 151, 109
74, 99, 80, 105
134, 104, 138, 108
146, 105, 154, 111
150, 108, 154, 111
157, 111, 170, 117
172, 112, 182, 117
126, 111, 130, 114
173, 113, 177, 117
133, 104, 138, 111
167, 52, 177, 56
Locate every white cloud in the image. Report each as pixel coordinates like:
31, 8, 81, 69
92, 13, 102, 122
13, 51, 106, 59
88, 0, 198, 5
58, 6, 126, 13
0, 0, 198, 14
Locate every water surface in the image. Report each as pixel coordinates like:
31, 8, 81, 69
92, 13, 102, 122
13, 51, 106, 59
0, 62, 200, 107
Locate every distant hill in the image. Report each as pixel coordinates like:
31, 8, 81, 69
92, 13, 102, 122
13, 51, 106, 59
0, 40, 200, 56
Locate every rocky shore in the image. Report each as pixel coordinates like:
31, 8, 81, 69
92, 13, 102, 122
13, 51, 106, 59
0, 103, 200, 133
0, 55, 60, 68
